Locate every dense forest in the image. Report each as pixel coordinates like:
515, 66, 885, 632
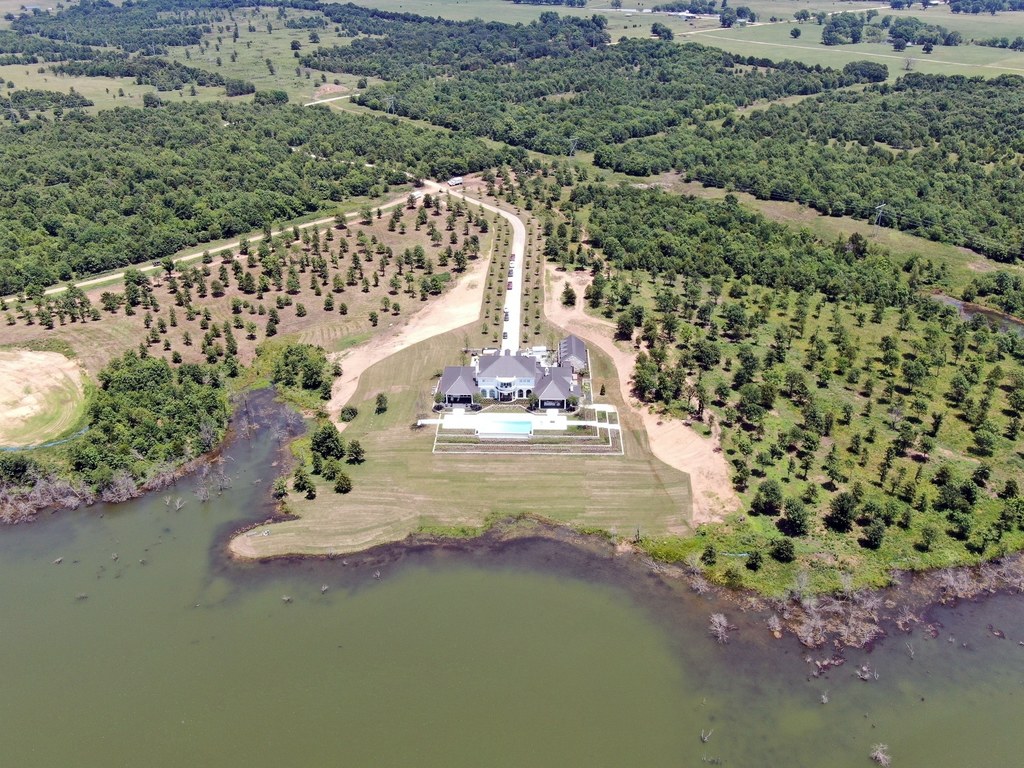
351, 41, 886, 155
70, 352, 231, 490
594, 74, 1024, 262
303, 9, 611, 79
570, 184, 1024, 587
0, 29, 99, 65
1, 88, 94, 116
0, 101, 515, 294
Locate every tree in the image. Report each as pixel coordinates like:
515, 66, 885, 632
720, 8, 738, 27
700, 544, 717, 566
751, 479, 784, 516
333, 473, 352, 493
973, 422, 997, 456
375, 392, 389, 414
347, 440, 365, 464
311, 422, 345, 459
651, 22, 674, 41
615, 312, 634, 340
824, 492, 857, 533
862, 518, 886, 549
919, 523, 939, 551
561, 282, 577, 308
782, 497, 811, 537
791, 27, 801, 38
770, 538, 795, 563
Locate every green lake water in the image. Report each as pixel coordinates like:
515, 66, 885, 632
1, 397, 1022, 766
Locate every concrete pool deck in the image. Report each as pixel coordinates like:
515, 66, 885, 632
418, 405, 623, 455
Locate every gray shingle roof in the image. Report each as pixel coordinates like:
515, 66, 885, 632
558, 335, 587, 367
477, 354, 538, 380
535, 366, 576, 401
438, 366, 477, 398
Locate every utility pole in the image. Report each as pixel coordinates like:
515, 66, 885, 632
873, 203, 887, 232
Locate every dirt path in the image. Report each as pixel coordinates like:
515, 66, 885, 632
326, 218, 489, 420
326, 181, 525, 421
544, 266, 739, 525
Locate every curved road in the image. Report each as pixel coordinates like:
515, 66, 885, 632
430, 182, 526, 352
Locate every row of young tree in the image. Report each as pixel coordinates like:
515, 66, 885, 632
0, 101, 516, 295
594, 73, 1024, 262
572, 184, 1024, 572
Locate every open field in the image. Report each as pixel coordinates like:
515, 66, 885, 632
1, 62, 226, 112
3, 6, 366, 114
165, 5, 371, 104
0, 349, 86, 447
230, 324, 694, 559
691, 16, 1024, 78
353, 0, 884, 39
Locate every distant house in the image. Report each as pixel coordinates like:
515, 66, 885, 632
558, 334, 588, 374
535, 365, 578, 409
436, 366, 477, 405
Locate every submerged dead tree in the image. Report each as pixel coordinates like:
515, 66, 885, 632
709, 613, 733, 644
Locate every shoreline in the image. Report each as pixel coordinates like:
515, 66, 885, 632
223, 507, 1024, 651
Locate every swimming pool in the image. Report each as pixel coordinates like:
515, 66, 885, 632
474, 414, 534, 436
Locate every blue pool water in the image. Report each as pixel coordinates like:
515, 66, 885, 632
476, 416, 533, 434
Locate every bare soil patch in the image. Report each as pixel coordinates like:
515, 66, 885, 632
0, 350, 86, 447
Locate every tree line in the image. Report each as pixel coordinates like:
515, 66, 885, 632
53, 54, 246, 93
0, 101, 517, 294
593, 73, 1024, 262
351, 40, 887, 156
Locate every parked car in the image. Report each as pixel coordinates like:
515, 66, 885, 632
502, 331, 508, 340
507, 281, 512, 290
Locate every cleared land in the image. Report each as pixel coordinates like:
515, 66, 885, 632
0, 349, 86, 447
353, 0, 884, 39
691, 13, 1024, 78
230, 324, 694, 559
230, 185, 696, 559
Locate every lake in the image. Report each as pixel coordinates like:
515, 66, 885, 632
1, 395, 1022, 766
